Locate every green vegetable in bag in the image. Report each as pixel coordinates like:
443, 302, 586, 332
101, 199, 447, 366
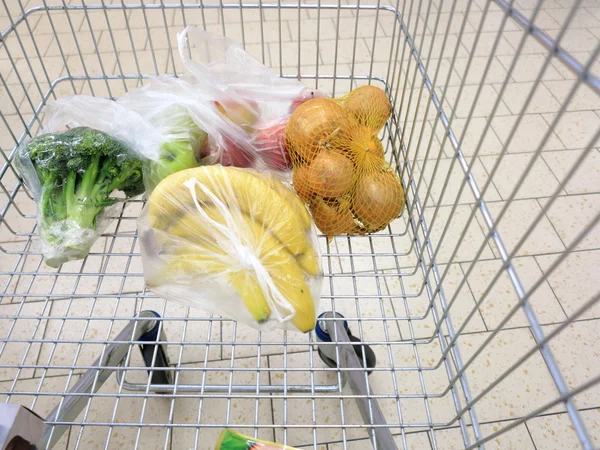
143, 107, 208, 190
16, 126, 145, 267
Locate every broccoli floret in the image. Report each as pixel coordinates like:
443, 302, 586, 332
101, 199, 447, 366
19, 127, 144, 267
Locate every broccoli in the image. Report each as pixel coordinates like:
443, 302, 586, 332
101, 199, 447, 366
18, 127, 144, 267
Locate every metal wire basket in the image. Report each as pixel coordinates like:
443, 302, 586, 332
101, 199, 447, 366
1, 0, 599, 449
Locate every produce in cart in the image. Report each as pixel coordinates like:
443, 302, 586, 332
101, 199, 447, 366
177, 27, 324, 172
138, 165, 321, 333
15, 127, 145, 268
215, 429, 300, 449
117, 78, 211, 190
286, 86, 405, 238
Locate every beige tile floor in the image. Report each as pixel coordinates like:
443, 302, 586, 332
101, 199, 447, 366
0, 0, 599, 448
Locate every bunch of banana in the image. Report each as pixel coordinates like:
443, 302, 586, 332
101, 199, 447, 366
144, 165, 321, 333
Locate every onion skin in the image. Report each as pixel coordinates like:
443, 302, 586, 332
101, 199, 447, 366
311, 196, 357, 238
340, 85, 391, 133
306, 150, 355, 199
352, 169, 405, 232
292, 164, 316, 204
285, 98, 351, 163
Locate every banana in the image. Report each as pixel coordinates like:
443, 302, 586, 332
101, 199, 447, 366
267, 178, 311, 230
163, 197, 320, 278
148, 166, 310, 255
159, 252, 272, 324
265, 178, 320, 276
162, 205, 316, 332
164, 211, 272, 323
295, 245, 320, 277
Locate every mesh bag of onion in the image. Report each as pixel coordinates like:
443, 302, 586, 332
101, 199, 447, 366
285, 86, 406, 238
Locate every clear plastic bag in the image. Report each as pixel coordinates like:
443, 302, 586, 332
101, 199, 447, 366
215, 429, 299, 449
45, 88, 210, 192
138, 165, 322, 332
116, 76, 212, 190
15, 126, 145, 267
176, 26, 325, 172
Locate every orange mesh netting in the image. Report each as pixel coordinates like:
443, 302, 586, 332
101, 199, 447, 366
285, 86, 406, 239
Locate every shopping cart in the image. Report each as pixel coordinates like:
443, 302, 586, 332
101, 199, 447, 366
1, 0, 599, 448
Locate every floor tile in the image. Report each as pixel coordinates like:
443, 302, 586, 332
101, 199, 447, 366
502, 31, 553, 55
271, 41, 321, 68
96, 28, 148, 53
497, 53, 564, 82
498, 82, 562, 115
368, 37, 402, 64
536, 250, 600, 319
438, 116, 505, 157
328, 432, 432, 449
220, 321, 313, 360
490, 113, 565, 153
482, 199, 566, 257
536, 250, 600, 318
5, 55, 67, 86
0, 301, 48, 381
425, 205, 491, 263
424, 204, 496, 263
385, 263, 487, 339
335, 15, 385, 39
67, 373, 172, 450
460, 31, 516, 57
433, 420, 536, 449
419, 156, 502, 206
480, 152, 564, 200
550, 51, 594, 80
443, 83, 512, 119
269, 351, 372, 445
456, 327, 561, 423
527, 408, 600, 449
289, 17, 338, 42
544, 79, 600, 112
561, 27, 600, 54
35, 296, 136, 378
170, 357, 274, 450
420, 34, 470, 61
453, 56, 510, 85
544, 110, 600, 150
33, 11, 86, 35
542, 149, 600, 195
401, 120, 444, 161
543, 193, 600, 251
463, 256, 566, 329
541, 320, 600, 409
547, 7, 600, 29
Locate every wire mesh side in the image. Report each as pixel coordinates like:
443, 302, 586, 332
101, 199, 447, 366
0, 0, 600, 449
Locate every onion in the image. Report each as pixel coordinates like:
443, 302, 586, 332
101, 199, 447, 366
348, 125, 386, 174
311, 196, 357, 238
306, 150, 355, 199
341, 85, 391, 133
292, 164, 316, 204
352, 168, 404, 232
285, 98, 351, 163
